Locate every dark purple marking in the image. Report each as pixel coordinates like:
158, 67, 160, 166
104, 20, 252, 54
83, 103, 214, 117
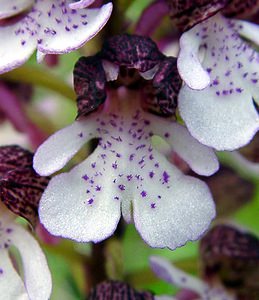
127, 175, 133, 181
88, 198, 94, 204
91, 162, 96, 168
0, 269, 3, 275
151, 203, 156, 209
149, 171, 155, 178
162, 171, 170, 183
86, 190, 90, 193
129, 154, 135, 161
82, 174, 89, 181
164, 132, 170, 138
112, 162, 118, 169
96, 185, 101, 191
118, 184, 125, 191
6, 228, 12, 234
78, 132, 83, 138
141, 191, 147, 197
114, 196, 119, 200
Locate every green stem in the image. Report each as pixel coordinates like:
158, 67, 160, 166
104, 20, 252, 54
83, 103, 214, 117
0, 65, 76, 100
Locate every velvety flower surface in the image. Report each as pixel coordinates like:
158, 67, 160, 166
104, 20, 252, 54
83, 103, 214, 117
150, 256, 235, 300
0, 0, 113, 74
0, 145, 50, 226
0, 202, 52, 300
34, 86, 218, 250
88, 280, 154, 300
177, 13, 259, 150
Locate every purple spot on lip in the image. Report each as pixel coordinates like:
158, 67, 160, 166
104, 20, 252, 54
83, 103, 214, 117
141, 191, 147, 197
114, 196, 119, 200
88, 198, 94, 204
127, 175, 133, 181
6, 228, 12, 234
164, 132, 170, 138
96, 185, 101, 191
118, 184, 125, 191
82, 175, 89, 181
91, 162, 96, 168
149, 171, 154, 178
151, 203, 156, 209
0, 269, 3, 274
78, 132, 83, 138
162, 171, 170, 183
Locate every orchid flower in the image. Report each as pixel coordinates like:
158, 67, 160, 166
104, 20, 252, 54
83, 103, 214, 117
0, 0, 113, 74
34, 34, 219, 250
150, 256, 236, 300
0, 145, 51, 299
168, 0, 259, 150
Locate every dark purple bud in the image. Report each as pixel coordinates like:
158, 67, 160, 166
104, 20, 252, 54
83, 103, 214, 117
101, 34, 165, 73
167, 0, 228, 31
200, 225, 259, 296
88, 280, 154, 300
73, 55, 107, 118
152, 57, 182, 116
0, 145, 49, 226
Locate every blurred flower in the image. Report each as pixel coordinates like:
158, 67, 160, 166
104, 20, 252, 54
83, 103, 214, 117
0, 0, 113, 74
200, 224, 259, 300
0, 145, 49, 226
33, 34, 219, 250
167, 0, 259, 150
88, 280, 154, 300
0, 145, 51, 299
150, 256, 235, 300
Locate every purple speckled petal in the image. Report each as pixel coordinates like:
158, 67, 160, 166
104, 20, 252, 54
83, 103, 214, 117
69, 0, 96, 10
36, 1, 113, 55
0, 0, 33, 20
35, 88, 215, 247
178, 14, 259, 150
0, 1, 112, 74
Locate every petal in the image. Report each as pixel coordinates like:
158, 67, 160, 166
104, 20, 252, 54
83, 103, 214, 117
0, 250, 28, 300
0, 168, 49, 226
101, 34, 165, 73
39, 150, 121, 242
0, 17, 37, 74
0, 0, 33, 20
69, 0, 96, 10
10, 224, 52, 300
73, 55, 107, 117
167, 0, 228, 31
36, 2, 113, 54
177, 31, 210, 90
236, 20, 259, 47
0, 145, 33, 176
179, 86, 259, 150
178, 14, 259, 150
133, 166, 215, 249
33, 117, 98, 176
150, 256, 208, 294
152, 122, 219, 176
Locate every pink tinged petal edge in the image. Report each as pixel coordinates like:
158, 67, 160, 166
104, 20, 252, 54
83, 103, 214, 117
39, 152, 121, 243
178, 14, 259, 150
69, 0, 96, 10
9, 224, 52, 300
37, 3, 113, 54
33, 118, 97, 176
0, 0, 33, 20
152, 122, 219, 176
0, 250, 29, 300
149, 256, 208, 295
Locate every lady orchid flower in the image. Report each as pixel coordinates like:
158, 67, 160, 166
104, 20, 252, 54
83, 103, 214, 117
0, 145, 51, 300
168, 0, 259, 150
34, 34, 219, 250
0, 0, 113, 74
150, 256, 236, 300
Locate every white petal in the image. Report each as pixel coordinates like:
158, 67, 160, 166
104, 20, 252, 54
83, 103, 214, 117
102, 60, 119, 82
9, 224, 52, 300
0, 0, 33, 19
150, 256, 207, 294
0, 250, 29, 300
39, 150, 121, 242
179, 86, 259, 151
0, 20, 37, 74
178, 14, 259, 150
69, 0, 96, 10
236, 20, 259, 47
152, 121, 219, 176
33, 117, 97, 176
36, 2, 113, 54
177, 29, 210, 90
132, 149, 215, 250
